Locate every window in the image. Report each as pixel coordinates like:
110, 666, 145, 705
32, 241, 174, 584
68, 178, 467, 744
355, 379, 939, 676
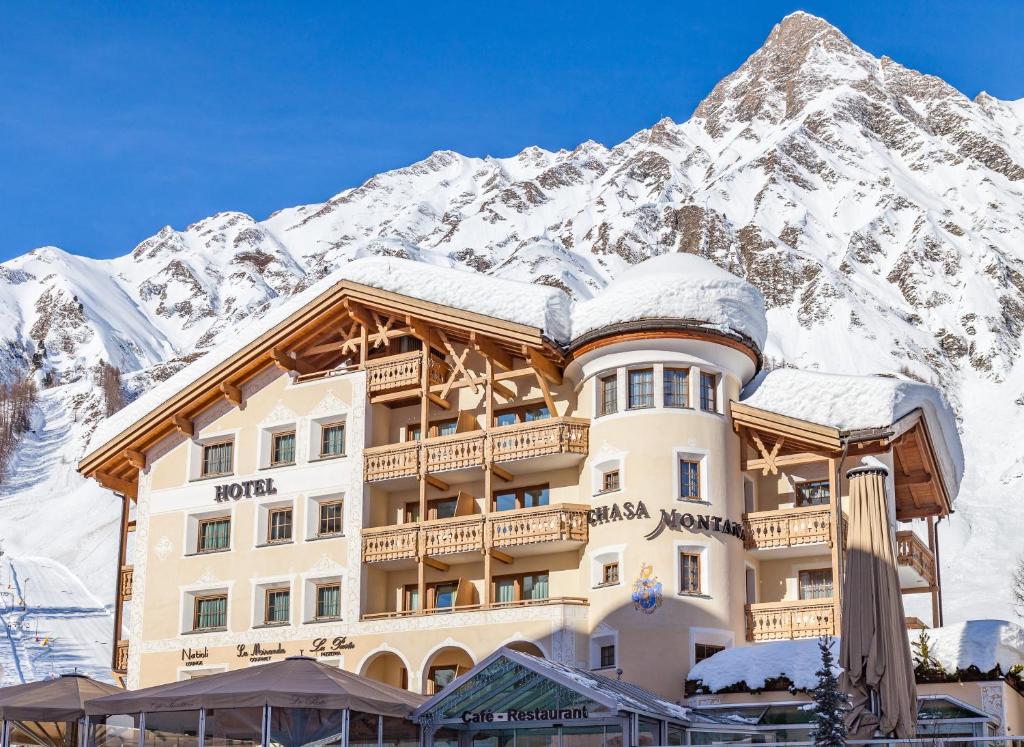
493, 572, 549, 604
271, 431, 296, 466
679, 459, 700, 500
430, 582, 458, 611
601, 562, 620, 586
267, 508, 292, 543
201, 442, 233, 477
798, 569, 833, 600
694, 643, 725, 664
318, 501, 344, 537
407, 419, 458, 441
264, 588, 290, 624
627, 368, 654, 409
664, 368, 689, 408
700, 372, 717, 412
320, 423, 345, 457
679, 552, 701, 595
193, 595, 227, 630
796, 480, 831, 506
428, 665, 459, 693
598, 374, 618, 416
601, 470, 620, 493
197, 517, 230, 553
494, 404, 550, 426
493, 485, 549, 512
403, 584, 420, 612
406, 497, 459, 522
315, 583, 341, 620
599, 644, 616, 668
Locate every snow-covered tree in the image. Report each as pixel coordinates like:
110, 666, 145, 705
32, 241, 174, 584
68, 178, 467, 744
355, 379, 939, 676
810, 635, 847, 747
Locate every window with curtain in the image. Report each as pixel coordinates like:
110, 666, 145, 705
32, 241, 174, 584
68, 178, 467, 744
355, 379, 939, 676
194, 595, 227, 630
316, 583, 341, 619
271, 431, 296, 465
318, 501, 343, 536
627, 369, 654, 409
320, 423, 345, 457
198, 517, 230, 552
265, 589, 290, 624
680, 552, 701, 595
268, 508, 292, 543
494, 572, 549, 604
700, 372, 717, 412
599, 374, 618, 415
493, 485, 549, 511
798, 569, 833, 600
664, 368, 689, 408
679, 459, 701, 500
202, 441, 233, 476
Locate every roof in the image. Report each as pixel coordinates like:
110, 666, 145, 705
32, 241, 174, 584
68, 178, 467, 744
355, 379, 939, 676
413, 647, 691, 724
0, 673, 122, 721
85, 656, 425, 715
923, 619, 1024, 674
740, 368, 964, 497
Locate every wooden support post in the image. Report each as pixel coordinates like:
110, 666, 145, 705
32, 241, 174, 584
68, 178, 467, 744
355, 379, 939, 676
828, 457, 842, 635
483, 357, 494, 606
418, 327, 430, 526
472, 333, 513, 371
535, 370, 557, 417
359, 324, 368, 366
527, 348, 563, 385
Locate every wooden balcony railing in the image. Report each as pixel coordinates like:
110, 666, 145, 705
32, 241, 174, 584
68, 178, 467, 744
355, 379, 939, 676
361, 504, 590, 563
365, 352, 450, 395
363, 417, 590, 482
119, 565, 134, 601
362, 596, 589, 621
114, 640, 129, 673
746, 599, 836, 642
896, 530, 936, 586
744, 506, 844, 551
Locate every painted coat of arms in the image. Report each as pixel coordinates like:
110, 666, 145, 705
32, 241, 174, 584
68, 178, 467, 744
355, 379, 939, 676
631, 563, 663, 614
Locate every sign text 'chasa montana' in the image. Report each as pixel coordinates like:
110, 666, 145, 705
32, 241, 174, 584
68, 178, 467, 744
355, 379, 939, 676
587, 500, 746, 542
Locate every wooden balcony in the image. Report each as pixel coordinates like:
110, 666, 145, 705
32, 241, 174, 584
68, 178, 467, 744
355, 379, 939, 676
363, 417, 590, 483
744, 506, 844, 556
896, 530, 936, 589
119, 565, 134, 601
906, 616, 928, 630
114, 640, 129, 674
365, 351, 450, 399
362, 596, 588, 621
745, 599, 836, 642
362, 504, 590, 565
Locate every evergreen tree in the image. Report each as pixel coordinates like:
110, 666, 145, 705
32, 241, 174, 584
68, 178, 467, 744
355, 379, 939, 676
911, 629, 946, 678
810, 635, 847, 747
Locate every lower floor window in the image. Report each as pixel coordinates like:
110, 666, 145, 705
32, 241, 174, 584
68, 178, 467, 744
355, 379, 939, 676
799, 568, 833, 600
599, 644, 616, 668
316, 583, 341, 619
679, 552, 702, 595
694, 642, 725, 663
194, 595, 227, 630
265, 589, 290, 624
428, 664, 459, 693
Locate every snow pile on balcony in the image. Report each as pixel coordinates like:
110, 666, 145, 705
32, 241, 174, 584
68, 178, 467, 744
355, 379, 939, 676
741, 368, 964, 489
922, 619, 1024, 674
570, 253, 768, 349
688, 637, 838, 693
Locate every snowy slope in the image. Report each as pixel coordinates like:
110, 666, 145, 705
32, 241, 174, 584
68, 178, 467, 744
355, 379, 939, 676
2, 10, 1024, 678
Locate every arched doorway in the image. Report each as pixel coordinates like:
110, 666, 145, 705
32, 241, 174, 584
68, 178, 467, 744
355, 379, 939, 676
422, 645, 474, 695
504, 640, 544, 657
360, 650, 410, 690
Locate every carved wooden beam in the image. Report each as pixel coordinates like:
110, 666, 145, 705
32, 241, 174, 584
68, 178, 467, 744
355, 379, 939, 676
424, 474, 450, 491
751, 433, 784, 476
472, 333, 513, 371
490, 464, 513, 482
527, 348, 563, 386
422, 556, 450, 572
489, 548, 514, 565
438, 330, 479, 397
95, 471, 138, 499
271, 346, 315, 375
220, 381, 243, 406
172, 413, 193, 437
123, 449, 146, 470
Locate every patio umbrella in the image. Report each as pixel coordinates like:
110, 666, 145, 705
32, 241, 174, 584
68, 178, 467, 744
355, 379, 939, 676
839, 463, 917, 738
0, 674, 122, 747
86, 656, 425, 716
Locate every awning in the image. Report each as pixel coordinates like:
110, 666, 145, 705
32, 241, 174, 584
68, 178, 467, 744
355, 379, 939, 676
0, 674, 121, 722
85, 657, 425, 716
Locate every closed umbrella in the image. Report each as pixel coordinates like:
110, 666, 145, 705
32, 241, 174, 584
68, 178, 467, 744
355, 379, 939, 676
839, 463, 917, 738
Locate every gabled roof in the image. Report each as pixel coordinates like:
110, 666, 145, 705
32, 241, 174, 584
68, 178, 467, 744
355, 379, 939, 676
413, 647, 691, 725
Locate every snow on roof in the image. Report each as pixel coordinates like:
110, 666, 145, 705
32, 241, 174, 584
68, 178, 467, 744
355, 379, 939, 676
922, 620, 1024, 674
688, 621, 1024, 695
741, 368, 964, 492
687, 637, 837, 693
569, 253, 768, 349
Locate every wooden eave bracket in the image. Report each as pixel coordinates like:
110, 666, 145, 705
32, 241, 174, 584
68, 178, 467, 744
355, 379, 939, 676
95, 471, 138, 499
271, 346, 315, 375
220, 381, 243, 406
123, 449, 146, 470
525, 348, 563, 386
172, 413, 193, 437
471, 332, 513, 371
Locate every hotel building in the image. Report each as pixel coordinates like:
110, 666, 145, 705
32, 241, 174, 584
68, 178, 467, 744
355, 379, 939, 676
77, 253, 961, 705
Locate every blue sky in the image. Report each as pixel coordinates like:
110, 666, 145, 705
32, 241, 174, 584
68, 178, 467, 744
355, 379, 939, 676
1, 1, 1021, 262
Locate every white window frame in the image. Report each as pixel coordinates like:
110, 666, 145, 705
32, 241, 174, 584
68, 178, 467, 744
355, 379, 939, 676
179, 583, 232, 634
591, 454, 625, 497
673, 447, 710, 504
252, 576, 294, 628
590, 545, 626, 589
306, 492, 345, 540
188, 430, 239, 481
311, 413, 348, 462
303, 575, 343, 623
594, 369, 621, 418
254, 497, 296, 548
184, 508, 233, 557
674, 541, 711, 598
590, 630, 619, 671
258, 421, 299, 470
688, 627, 734, 669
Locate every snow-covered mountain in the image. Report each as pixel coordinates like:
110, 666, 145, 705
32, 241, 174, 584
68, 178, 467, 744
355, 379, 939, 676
2, 11, 1024, 681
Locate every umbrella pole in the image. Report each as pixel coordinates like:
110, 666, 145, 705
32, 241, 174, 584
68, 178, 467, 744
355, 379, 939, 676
2, 718, 9, 747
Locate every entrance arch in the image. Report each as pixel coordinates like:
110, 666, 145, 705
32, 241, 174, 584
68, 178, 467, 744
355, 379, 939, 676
360, 649, 410, 690
503, 640, 545, 657
422, 645, 474, 695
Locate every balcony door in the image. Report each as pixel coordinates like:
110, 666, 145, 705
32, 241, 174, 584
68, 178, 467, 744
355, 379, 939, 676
798, 568, 833, 600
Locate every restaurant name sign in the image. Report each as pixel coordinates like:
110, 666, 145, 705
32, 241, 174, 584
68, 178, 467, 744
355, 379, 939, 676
236, 642, 286, 663
588, 500, 745, 542
214, 478, 278, 502
462, 707, 589, 724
